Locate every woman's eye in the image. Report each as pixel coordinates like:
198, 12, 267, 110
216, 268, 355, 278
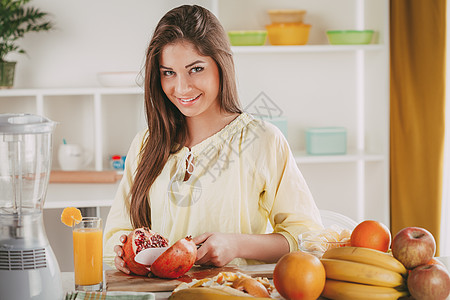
191, 66, 204, 73
162, 70, 174, 76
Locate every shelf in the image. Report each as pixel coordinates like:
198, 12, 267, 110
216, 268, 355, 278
231, 44, 385, 54
0, 87, 145, 172
294, 151, 385, 164
44, 182, 118, 209
49, 170, 123, 184
0, 86, 143, 97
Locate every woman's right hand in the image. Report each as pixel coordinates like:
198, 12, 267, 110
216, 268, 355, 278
114, 234, 130, 274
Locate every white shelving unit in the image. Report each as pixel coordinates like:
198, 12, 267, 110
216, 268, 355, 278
294, 151, 384, 165
0, 87, 145, 212
45, 183, 118, 209
215, 0, 390, 225
231, 44, 384, 54
0, 87, 145, 171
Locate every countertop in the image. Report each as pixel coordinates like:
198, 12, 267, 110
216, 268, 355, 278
62, 272, 172, 299
63, 264, 277, 299
62, 257, 450, 300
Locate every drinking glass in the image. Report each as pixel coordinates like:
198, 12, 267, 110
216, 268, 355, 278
73, 217, 103, 291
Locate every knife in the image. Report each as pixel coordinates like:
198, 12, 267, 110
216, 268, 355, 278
134, 247, 169, 265
134, 243, 203, 266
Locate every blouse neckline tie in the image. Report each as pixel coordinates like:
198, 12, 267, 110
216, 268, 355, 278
185, 148, 195, 175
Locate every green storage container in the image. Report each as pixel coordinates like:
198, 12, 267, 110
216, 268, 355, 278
306, 127, 347, 155
326, 30, 374, 45
228, 31, 267, 46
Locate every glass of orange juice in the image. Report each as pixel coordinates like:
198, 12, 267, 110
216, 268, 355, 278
73, 217, 103, 291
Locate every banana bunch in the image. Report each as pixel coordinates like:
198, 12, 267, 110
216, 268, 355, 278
320, 246, 409, 300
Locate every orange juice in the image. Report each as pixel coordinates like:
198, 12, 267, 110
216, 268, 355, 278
73, 228, 103, 285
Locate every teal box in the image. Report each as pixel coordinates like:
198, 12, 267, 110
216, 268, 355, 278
306, 127, 347, 155
262, 116, 288, 138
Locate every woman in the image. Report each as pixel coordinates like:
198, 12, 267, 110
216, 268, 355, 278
103, 4, 323, 273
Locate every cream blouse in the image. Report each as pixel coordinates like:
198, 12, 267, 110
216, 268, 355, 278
103, 112, 323, 266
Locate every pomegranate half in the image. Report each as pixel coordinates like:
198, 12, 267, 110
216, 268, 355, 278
122, 227, 169, 276
151, 236, 197, 279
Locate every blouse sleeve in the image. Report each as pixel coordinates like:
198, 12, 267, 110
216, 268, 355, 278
259, 123, 323, 252
103, 129, 147, 268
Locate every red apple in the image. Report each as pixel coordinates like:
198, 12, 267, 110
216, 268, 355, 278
407, 264, 450, 300
391, 227, 436, 269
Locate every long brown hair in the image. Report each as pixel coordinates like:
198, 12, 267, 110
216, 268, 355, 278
129, 5, 242, 229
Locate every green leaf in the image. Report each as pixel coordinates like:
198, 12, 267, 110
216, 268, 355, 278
0, 0, 54, 58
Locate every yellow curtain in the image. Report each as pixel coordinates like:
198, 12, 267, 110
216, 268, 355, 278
390, 0, 446, 255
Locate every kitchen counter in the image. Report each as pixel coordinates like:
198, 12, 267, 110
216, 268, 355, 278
62, 263, 277, 299
61, 272, 172, 299
62, 257, 450, 299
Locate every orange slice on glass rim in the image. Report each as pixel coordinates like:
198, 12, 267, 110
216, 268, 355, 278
61, 207, 82, 227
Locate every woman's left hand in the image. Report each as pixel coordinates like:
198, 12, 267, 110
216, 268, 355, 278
193, 232, 240, 267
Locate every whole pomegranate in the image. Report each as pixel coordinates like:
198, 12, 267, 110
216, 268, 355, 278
151, 236, 197, 279
122, 227, 169, 275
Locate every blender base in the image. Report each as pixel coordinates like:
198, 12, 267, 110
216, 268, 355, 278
0, 245, 63, 300
0, 213, 63, 299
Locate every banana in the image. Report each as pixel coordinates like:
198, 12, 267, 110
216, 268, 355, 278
321, 279, 409, 300
320, 258, 405, 287
322, 246, 408, 276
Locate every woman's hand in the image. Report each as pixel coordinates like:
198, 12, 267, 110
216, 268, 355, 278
193, 232, 290, 266
113, 234, 131, 274
193, 232, 240, 267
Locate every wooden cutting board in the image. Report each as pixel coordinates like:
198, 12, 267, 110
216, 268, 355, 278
105, 264, 275, 292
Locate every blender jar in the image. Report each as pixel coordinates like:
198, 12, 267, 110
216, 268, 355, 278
0, 113, 56, 215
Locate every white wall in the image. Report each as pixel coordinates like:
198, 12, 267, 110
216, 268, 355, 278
9, 0, 210, 88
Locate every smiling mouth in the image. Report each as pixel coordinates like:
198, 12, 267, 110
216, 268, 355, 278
179, 94, 201, 103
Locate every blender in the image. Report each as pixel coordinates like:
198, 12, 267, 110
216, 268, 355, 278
0, 113, 63, 299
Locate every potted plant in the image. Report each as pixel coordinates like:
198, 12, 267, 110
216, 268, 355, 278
0, 0, 53, 88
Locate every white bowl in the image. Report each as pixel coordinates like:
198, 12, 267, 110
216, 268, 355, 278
97, 71, 139, 87
298, 226, 352, 258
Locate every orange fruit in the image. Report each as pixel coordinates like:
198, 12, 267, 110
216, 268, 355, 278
427, 257, 445, 267
350, 220, 391, 252
273, 251, 326, 300
61, 207, 82, 227
407, 257, 446, 275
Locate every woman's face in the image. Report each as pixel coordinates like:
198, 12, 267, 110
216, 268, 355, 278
159, 41, 221, 119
